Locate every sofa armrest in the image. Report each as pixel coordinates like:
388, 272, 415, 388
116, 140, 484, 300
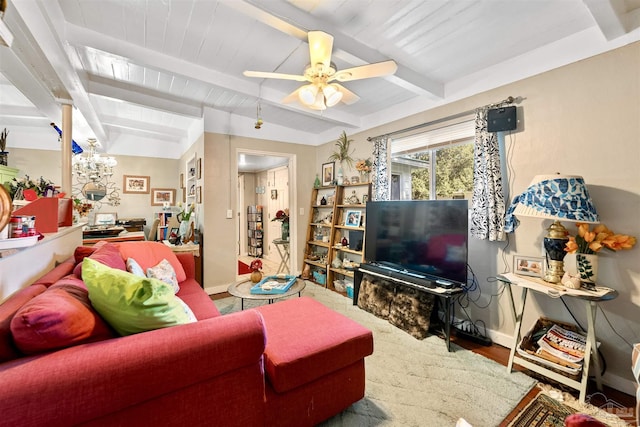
176, 252, 196, 281
0, 310, 266, 427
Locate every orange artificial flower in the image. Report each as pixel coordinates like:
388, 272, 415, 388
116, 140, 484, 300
565, 223, 636, 255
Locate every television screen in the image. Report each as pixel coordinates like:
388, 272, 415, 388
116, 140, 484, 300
364, 200, 469, 285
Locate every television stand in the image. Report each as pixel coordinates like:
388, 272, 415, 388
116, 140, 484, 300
355, 264, 464, 351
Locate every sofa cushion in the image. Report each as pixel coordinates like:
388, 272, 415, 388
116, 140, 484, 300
0, 284, 48, 362
118, 241, 186, 282
73, 242, 126, 277
176, 280, 221, 320
10, 283, 115, 354
255, 297, 373, 393
146, 259, 180, 293
82, 258, 195, 336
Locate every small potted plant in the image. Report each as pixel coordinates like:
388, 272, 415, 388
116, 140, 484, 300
0, 128, 8, 166
249, 259, 263, 283
328, 131, 354, 183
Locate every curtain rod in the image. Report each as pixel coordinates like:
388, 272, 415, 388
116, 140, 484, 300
367, 96, 515, 141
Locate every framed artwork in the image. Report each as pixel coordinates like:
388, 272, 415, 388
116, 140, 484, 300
196, 186, 202, 204
344, 210, 361, 227
271, 189, 278, 200
322, 162, 335, 186
123, 175, 150, 194
197, 158, 202, 180
179, 173, 184, 188
513, 255, 544, 277
151, 188, 176, 206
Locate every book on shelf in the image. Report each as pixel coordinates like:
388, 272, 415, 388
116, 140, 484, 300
536, 324, 586, 366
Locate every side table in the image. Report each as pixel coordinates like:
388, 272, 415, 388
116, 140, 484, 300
272, 239, 290, 274
228, 279, 305, 310
498, 272, 618, 403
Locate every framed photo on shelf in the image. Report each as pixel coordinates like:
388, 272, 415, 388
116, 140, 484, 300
196, 158, 202, 180
362, 195, 369, 204
151, 188, 176, 206
344, 210, 361, 227
123, 175, 150, 194
513, 254, 544, 277
196, 186, 202, 204
322, 162, 335, 186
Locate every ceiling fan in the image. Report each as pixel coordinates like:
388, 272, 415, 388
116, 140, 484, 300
243, 31, 397, 110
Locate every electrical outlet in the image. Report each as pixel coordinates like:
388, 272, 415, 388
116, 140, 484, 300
226, 209, 233, 219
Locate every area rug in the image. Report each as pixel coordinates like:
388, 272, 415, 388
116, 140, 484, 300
237, 260, 252, 274
214, 283, 538, 427
507, 392, 576, 427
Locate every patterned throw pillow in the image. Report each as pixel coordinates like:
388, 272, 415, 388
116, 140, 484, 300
83, 258, 195, 336
146, 259, 179, 294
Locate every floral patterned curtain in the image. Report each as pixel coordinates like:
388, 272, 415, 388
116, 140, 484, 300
470, 107, 506, 241
370, 135, 390, 201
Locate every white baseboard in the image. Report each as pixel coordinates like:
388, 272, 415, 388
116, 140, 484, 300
205, 283, 229, 295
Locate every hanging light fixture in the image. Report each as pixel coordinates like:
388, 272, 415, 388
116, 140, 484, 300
255, 101, 264, 129
323, 84, 343, 107
72, 138, 119, 203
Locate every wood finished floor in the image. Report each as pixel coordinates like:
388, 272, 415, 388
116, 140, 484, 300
209, 291, 637, 426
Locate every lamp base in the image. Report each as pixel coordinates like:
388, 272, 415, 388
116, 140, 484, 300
544, 259, 565, 283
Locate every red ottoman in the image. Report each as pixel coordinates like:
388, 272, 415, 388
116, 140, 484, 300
256, 297, 373, 427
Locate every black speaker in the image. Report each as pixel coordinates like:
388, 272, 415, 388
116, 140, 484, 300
487, 106, 517, 132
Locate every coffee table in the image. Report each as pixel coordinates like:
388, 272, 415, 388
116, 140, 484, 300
228, 278, 306, 310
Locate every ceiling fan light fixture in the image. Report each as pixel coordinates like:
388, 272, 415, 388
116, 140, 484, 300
323, 84, 343, 107
309, 91, 327, 110
299, 84, 318, 106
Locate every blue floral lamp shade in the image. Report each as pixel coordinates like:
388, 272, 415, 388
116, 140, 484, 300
505, 174, 599, 283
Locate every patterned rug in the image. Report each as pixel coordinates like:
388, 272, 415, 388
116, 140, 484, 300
508, 393, 576, 427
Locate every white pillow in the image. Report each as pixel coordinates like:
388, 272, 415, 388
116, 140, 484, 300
146, 259, 180, 294
126, 257, 145, 277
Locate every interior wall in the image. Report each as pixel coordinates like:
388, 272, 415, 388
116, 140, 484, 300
201, 132, 315, 295
315, 42, 640, 393
8, 147, 179, 228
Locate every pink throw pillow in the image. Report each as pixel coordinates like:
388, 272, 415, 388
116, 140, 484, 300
11, 285, 114, 354
118, 241, 186, 282
73, 242, 126, 278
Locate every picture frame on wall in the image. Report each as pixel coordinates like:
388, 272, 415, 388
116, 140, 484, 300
197, 158, 202, 180
196, 186, 202, 204
179, 173, 184, 188
322, 162, 334, 186
151, 188, 176, 206
123, 175, 150, 194
513, 254, 544, 277
344, 210, 361, 227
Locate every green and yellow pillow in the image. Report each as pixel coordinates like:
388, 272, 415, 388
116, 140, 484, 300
82, 258, 195, 336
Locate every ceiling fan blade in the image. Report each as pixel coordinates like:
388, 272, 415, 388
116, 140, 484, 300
334, 84, 360, 105
282, 88, 302, 104
330, 60, 398, 82
243, 70, 308, 82
308, 31, 334, 71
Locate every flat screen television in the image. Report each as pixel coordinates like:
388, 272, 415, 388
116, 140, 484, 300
364, 199, 469, 286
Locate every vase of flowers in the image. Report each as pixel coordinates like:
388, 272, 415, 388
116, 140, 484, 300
355, 158, 372, 182
272, 209, 290, 240
249, 259, 263, 283
565, 223, 636, 284
177, 202, 195, 243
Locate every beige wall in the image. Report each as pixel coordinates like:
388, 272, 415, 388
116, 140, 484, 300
8, 148, 180, 228
316, 42, 640, 393
200, 133, 316, 294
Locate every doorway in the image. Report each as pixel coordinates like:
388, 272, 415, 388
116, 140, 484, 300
236, 150, 295, 278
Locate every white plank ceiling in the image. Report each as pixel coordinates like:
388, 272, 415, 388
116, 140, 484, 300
0, 0, 639, 159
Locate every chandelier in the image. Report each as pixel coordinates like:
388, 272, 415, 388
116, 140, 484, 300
72, 138, 120, 206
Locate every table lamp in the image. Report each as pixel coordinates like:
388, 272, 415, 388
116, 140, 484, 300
505, 174, 599, 283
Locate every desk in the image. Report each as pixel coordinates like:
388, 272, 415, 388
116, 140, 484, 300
82, 230, 145, 245
498, 273, 618, 403
272, 239, 290, 274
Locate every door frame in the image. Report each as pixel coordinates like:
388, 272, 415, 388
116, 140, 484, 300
235, 148, 297, 275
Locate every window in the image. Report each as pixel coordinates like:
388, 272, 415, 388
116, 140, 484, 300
390, 120, 475, 201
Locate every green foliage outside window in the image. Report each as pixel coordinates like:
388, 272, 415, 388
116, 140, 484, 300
410, 144, 474, 200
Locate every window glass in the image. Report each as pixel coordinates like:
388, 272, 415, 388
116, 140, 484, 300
391, 120, 474, 201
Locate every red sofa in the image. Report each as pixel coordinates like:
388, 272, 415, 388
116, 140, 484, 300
0, 242, 373, 426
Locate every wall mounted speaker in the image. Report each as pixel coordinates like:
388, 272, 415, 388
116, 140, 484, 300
487, 106, 517, 132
